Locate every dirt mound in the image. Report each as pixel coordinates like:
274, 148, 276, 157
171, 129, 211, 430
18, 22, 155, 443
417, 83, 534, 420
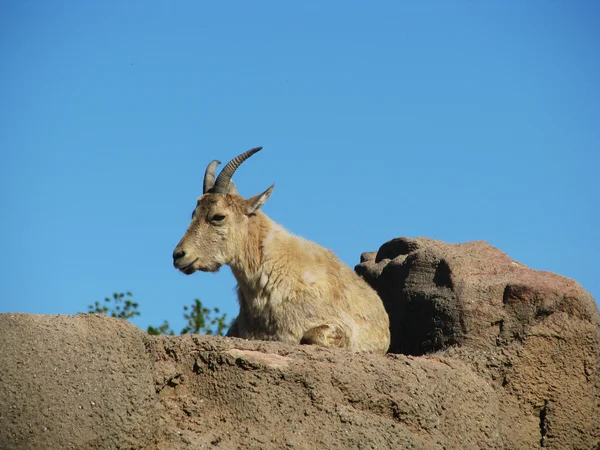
1, 237, 598, 449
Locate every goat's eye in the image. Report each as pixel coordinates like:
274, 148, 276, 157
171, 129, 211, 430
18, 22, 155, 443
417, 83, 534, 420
211, 214, 226, 223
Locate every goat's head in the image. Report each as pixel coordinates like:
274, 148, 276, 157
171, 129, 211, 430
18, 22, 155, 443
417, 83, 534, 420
172, 147, 274, 274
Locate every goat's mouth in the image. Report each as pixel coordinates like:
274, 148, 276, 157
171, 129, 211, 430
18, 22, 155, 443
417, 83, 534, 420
174, 258, 198, 275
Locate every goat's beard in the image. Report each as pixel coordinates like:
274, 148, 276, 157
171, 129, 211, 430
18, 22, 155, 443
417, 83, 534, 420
180, 265, 197, 275
196, 263, 222, 273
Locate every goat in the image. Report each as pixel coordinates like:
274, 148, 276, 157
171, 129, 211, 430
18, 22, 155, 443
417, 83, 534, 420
172, 147, 390, 353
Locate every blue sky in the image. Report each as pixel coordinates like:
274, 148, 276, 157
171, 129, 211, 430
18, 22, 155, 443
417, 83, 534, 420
1, 1, 598, 333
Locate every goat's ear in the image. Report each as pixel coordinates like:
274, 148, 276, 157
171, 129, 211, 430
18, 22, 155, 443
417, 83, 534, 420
246, 184, 274, 215
228, 181, 239, 195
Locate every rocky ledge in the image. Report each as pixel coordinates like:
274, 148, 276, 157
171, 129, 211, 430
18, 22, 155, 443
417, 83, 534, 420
1, 237, 598, 449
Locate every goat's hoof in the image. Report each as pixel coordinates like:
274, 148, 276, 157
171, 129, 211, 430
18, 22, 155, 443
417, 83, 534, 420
301, 324, 349, 349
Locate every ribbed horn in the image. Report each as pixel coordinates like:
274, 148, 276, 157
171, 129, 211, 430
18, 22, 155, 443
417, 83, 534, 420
213, 146, 263, 194
203, 160, 221, 194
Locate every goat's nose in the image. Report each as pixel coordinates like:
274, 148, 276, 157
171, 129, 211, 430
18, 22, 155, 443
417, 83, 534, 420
173, 248, 185, 261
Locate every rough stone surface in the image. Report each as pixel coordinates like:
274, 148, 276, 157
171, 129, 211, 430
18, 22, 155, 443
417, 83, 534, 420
0, 313, 157, 449
356, 236, 600, 449
0, 314, 500, 449
0, 237, 598, 449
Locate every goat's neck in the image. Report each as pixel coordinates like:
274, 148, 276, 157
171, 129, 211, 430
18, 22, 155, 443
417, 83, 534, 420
229, 212, 273, 295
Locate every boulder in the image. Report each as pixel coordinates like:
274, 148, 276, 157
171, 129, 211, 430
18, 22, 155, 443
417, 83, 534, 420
356, 236, 600, 448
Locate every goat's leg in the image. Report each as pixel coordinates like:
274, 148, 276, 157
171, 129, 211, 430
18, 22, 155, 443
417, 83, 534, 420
300, 324, 350, 349
226, 318, 240, 338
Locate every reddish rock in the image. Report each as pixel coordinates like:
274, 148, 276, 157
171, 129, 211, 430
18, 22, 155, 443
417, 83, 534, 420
356, 236, 600, 448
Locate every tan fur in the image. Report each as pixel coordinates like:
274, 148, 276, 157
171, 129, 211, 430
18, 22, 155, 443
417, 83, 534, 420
173, 191, 390, 354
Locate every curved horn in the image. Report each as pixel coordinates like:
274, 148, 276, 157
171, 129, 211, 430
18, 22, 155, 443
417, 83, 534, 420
213, 146, 263, 194
203, 160, 221, 194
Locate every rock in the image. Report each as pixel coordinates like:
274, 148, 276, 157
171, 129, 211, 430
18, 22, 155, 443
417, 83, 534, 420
1, 314, 500, 449
356, 236, 600, 448
0, 313, 157, 450
0, 237, 598, 449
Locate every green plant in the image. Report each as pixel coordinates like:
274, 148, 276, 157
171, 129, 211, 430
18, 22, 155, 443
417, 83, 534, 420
88, 292, 140, 320
86, 292, 230, 336
147, 320, 174, 336
181, 299, 229, 335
